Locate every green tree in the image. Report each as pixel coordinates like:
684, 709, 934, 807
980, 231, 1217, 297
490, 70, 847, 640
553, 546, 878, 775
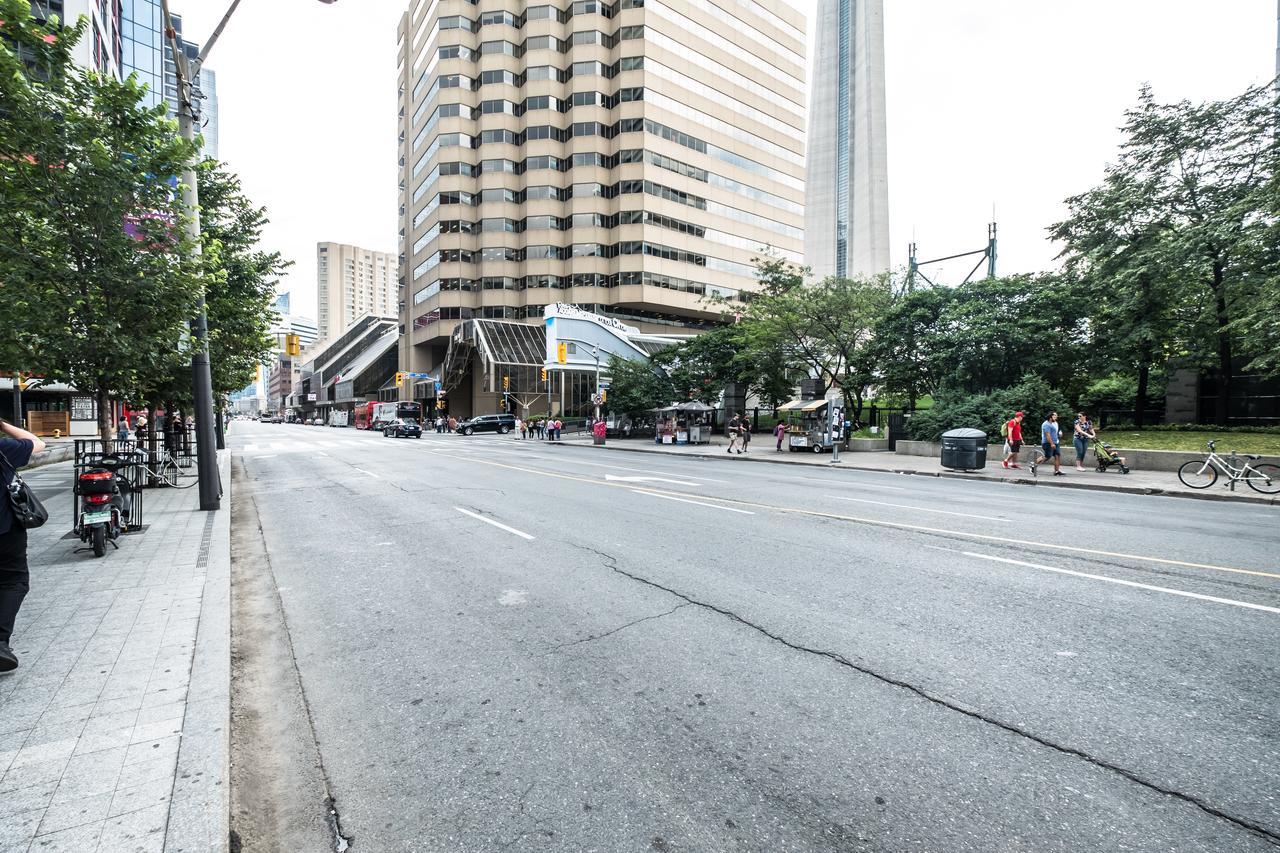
197, 159, 292, 403
1062, 84, 1279, 423
742, 274, 891, 422
0, 2, 202, 441
871, 284, 953, 405
604, 354, 675, 415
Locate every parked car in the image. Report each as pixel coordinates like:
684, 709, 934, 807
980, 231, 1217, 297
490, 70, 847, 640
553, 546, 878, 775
384, 419, 422, 439
311, 418, 323, 426
457, 413, 516, 436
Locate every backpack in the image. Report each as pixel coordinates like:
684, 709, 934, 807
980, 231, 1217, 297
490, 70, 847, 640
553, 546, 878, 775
1000, 420, 1009, 438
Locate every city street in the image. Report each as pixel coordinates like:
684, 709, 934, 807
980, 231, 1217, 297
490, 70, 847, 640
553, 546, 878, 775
228, 420, 1279, 852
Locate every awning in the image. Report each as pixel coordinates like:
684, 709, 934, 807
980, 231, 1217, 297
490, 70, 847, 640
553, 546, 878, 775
777, 398, 828, 412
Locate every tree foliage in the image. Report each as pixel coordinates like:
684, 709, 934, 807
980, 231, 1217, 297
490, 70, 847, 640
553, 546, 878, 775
0, 1, 202, 439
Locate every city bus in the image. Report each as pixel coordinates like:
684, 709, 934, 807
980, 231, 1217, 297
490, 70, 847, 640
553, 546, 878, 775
371, 401, 422, 431
353, 401, 378, 430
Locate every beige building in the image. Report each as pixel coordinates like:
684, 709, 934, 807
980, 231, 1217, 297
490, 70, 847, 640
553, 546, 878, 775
395, 0, 807, 415
316, 242, 397, 344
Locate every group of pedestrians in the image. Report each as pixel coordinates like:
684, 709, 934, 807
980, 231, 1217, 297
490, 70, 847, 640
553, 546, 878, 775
1001, 410, 1100, 476
432, 415, 457, 434
726, 412, 752, 454
516, 418, 561, 440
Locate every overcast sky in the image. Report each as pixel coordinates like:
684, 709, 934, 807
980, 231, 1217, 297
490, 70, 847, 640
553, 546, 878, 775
178, 0, 1277, 319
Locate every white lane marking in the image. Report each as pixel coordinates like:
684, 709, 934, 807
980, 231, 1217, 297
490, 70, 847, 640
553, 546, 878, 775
499, 589, 528, 606
353, 467, 378, 477
531, 455, 732, 483
316, 453, 329, 458
962, 552, 1280, 615
271, 442, 291, 451
794, 476, 907, 491
605, 474, 701, 486
453, 506, 535, 540
825, 495, 1007, 522
244, 443, 260, 452
632, 490, 755, 515
254, 454, 278, 459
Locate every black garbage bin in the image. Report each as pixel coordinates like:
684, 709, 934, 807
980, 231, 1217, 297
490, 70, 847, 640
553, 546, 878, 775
940, 427, 988, 471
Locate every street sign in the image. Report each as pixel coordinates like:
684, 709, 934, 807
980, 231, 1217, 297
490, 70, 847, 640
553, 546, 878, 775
592, 393, 604, 406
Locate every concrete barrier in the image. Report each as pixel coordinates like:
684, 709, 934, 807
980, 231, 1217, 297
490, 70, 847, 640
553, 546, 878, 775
894, 440, 1277, 473
847, 438, 890, 452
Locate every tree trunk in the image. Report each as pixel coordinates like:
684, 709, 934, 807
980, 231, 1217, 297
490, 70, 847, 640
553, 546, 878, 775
146, 404, 158, 487
96, 385, 113, 453
1211, 262, 1232, 426
1134, 362, 1150, 429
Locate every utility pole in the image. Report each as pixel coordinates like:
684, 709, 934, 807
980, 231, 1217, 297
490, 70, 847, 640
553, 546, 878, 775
161, 0, 335, 510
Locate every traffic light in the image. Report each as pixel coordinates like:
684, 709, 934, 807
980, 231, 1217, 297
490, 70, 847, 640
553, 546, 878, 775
540, 367, 547, 383
285, 334, 301, 356
600, 389, 607, 403
395, 371, 405, 388
502, 375, 510, 391
556, 342, 567, 364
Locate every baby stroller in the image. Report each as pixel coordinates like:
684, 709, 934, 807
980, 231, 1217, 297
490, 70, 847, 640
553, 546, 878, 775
1093, 438, 1130, 474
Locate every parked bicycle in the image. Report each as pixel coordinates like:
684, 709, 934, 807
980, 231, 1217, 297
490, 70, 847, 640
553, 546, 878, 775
1176, 440, 1279, 493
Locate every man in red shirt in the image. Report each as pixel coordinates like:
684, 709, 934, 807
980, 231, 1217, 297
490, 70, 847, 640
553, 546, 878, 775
1002, 411, 1025, 469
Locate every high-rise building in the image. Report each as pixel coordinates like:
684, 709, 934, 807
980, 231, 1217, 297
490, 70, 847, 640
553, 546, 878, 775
805, 0, 889, 280
395, 0, 808, 414
24, 1, 122, 77
316, 242, 397, 343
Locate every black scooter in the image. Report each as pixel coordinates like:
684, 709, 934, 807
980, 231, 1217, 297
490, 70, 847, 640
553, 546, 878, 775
76, 454, 135, 557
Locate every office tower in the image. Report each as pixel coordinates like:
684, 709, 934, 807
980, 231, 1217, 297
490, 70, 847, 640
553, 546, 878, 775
395, 0, 808, 412
805, 0, 889, 279
316, 242, 397, 343
24, 1, 122, 77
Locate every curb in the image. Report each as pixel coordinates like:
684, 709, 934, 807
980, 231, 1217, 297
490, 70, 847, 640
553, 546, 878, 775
557, 441, 1280, 507
164, 450, 232, 853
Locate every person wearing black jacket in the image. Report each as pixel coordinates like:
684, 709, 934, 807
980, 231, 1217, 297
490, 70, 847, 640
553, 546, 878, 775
0, 417, 45, 672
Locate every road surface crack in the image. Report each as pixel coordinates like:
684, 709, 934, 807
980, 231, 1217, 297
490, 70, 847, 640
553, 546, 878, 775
547, 604, 690, 653
568, 543, 1280, 847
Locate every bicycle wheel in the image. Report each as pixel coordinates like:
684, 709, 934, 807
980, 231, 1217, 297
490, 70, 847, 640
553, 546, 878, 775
1245, 463, 1280, 495
1177, 459, 1218, 489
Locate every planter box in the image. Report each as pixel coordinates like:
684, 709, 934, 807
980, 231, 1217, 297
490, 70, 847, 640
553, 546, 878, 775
846, 438, 889, 452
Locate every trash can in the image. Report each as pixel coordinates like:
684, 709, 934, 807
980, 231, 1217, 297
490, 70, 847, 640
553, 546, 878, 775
940, 427, 988, 471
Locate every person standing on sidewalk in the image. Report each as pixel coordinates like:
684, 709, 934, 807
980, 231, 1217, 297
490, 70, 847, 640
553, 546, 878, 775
740, 416, 751, 454
1039, 411, 1063, 476
0, 417, 45, 672
1002, 411, 1025, 469
1072, 412, 1096, 471
773, 420, 786, 452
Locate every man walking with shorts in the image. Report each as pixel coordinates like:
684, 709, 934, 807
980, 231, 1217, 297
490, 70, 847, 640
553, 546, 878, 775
1002, 411, 1025, 469
1037, 411, 1063, 476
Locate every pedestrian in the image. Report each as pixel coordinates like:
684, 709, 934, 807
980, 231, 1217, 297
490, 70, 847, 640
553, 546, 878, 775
1072, 412, 1095, 471
447, 416, 457, 433
1036, 411, 1062, 476
553, 418, 562, 441
726, 413, 742, 454
0, 416, 46, 671
739, 415, 751, 454
773, 420, 786, 452
515, 416, 524, 440
998, 409, 1029, 468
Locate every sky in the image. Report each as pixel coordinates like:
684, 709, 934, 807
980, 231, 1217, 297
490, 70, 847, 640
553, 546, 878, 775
177, 0, 1278, 318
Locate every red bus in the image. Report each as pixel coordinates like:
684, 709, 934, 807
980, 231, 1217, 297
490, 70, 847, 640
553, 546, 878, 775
353, 402, 377, 430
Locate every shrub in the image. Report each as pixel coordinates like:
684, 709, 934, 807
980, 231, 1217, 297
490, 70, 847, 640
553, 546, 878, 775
906, 375, 1071, 441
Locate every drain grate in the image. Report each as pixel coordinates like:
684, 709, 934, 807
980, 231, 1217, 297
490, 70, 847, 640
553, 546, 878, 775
195, 512, 216, 568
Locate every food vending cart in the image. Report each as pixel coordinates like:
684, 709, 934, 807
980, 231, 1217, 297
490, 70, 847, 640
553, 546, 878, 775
653, 402, 714, 445
777, 398, 842, 453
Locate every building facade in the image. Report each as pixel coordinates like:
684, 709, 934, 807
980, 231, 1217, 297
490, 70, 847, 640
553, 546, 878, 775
804, 0, 889, 280
316, 243, 397, 344
395, 0, 808, 413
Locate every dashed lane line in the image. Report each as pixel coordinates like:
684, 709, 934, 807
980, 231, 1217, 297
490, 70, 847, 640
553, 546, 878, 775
453, 507, 535, 540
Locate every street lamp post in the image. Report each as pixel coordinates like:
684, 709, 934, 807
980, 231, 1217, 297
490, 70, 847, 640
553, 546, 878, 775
160, 0, 335, 511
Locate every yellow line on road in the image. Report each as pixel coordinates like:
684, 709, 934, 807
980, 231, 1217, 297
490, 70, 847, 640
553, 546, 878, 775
416, 450, 1280, 581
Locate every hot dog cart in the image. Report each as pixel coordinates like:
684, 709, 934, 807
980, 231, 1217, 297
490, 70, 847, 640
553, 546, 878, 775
777, 398, 842, 453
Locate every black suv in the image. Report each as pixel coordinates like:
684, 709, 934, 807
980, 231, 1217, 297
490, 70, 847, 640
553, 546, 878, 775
384, 419, 422, 439
457, 414, 516, 435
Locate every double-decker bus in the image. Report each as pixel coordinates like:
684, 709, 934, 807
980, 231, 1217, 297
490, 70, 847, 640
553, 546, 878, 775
353, 401, 378, 430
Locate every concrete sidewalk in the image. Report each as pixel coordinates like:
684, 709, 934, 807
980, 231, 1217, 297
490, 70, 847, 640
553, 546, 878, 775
555, 435, 1279, 506
0, 453, 231, 852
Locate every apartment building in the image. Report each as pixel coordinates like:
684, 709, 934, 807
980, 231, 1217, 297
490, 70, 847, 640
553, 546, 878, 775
395, 0, 807, 415
316, 242, 398, 344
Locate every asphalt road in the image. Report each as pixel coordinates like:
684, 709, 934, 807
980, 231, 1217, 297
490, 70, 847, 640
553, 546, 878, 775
227, 420, 1280, 853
